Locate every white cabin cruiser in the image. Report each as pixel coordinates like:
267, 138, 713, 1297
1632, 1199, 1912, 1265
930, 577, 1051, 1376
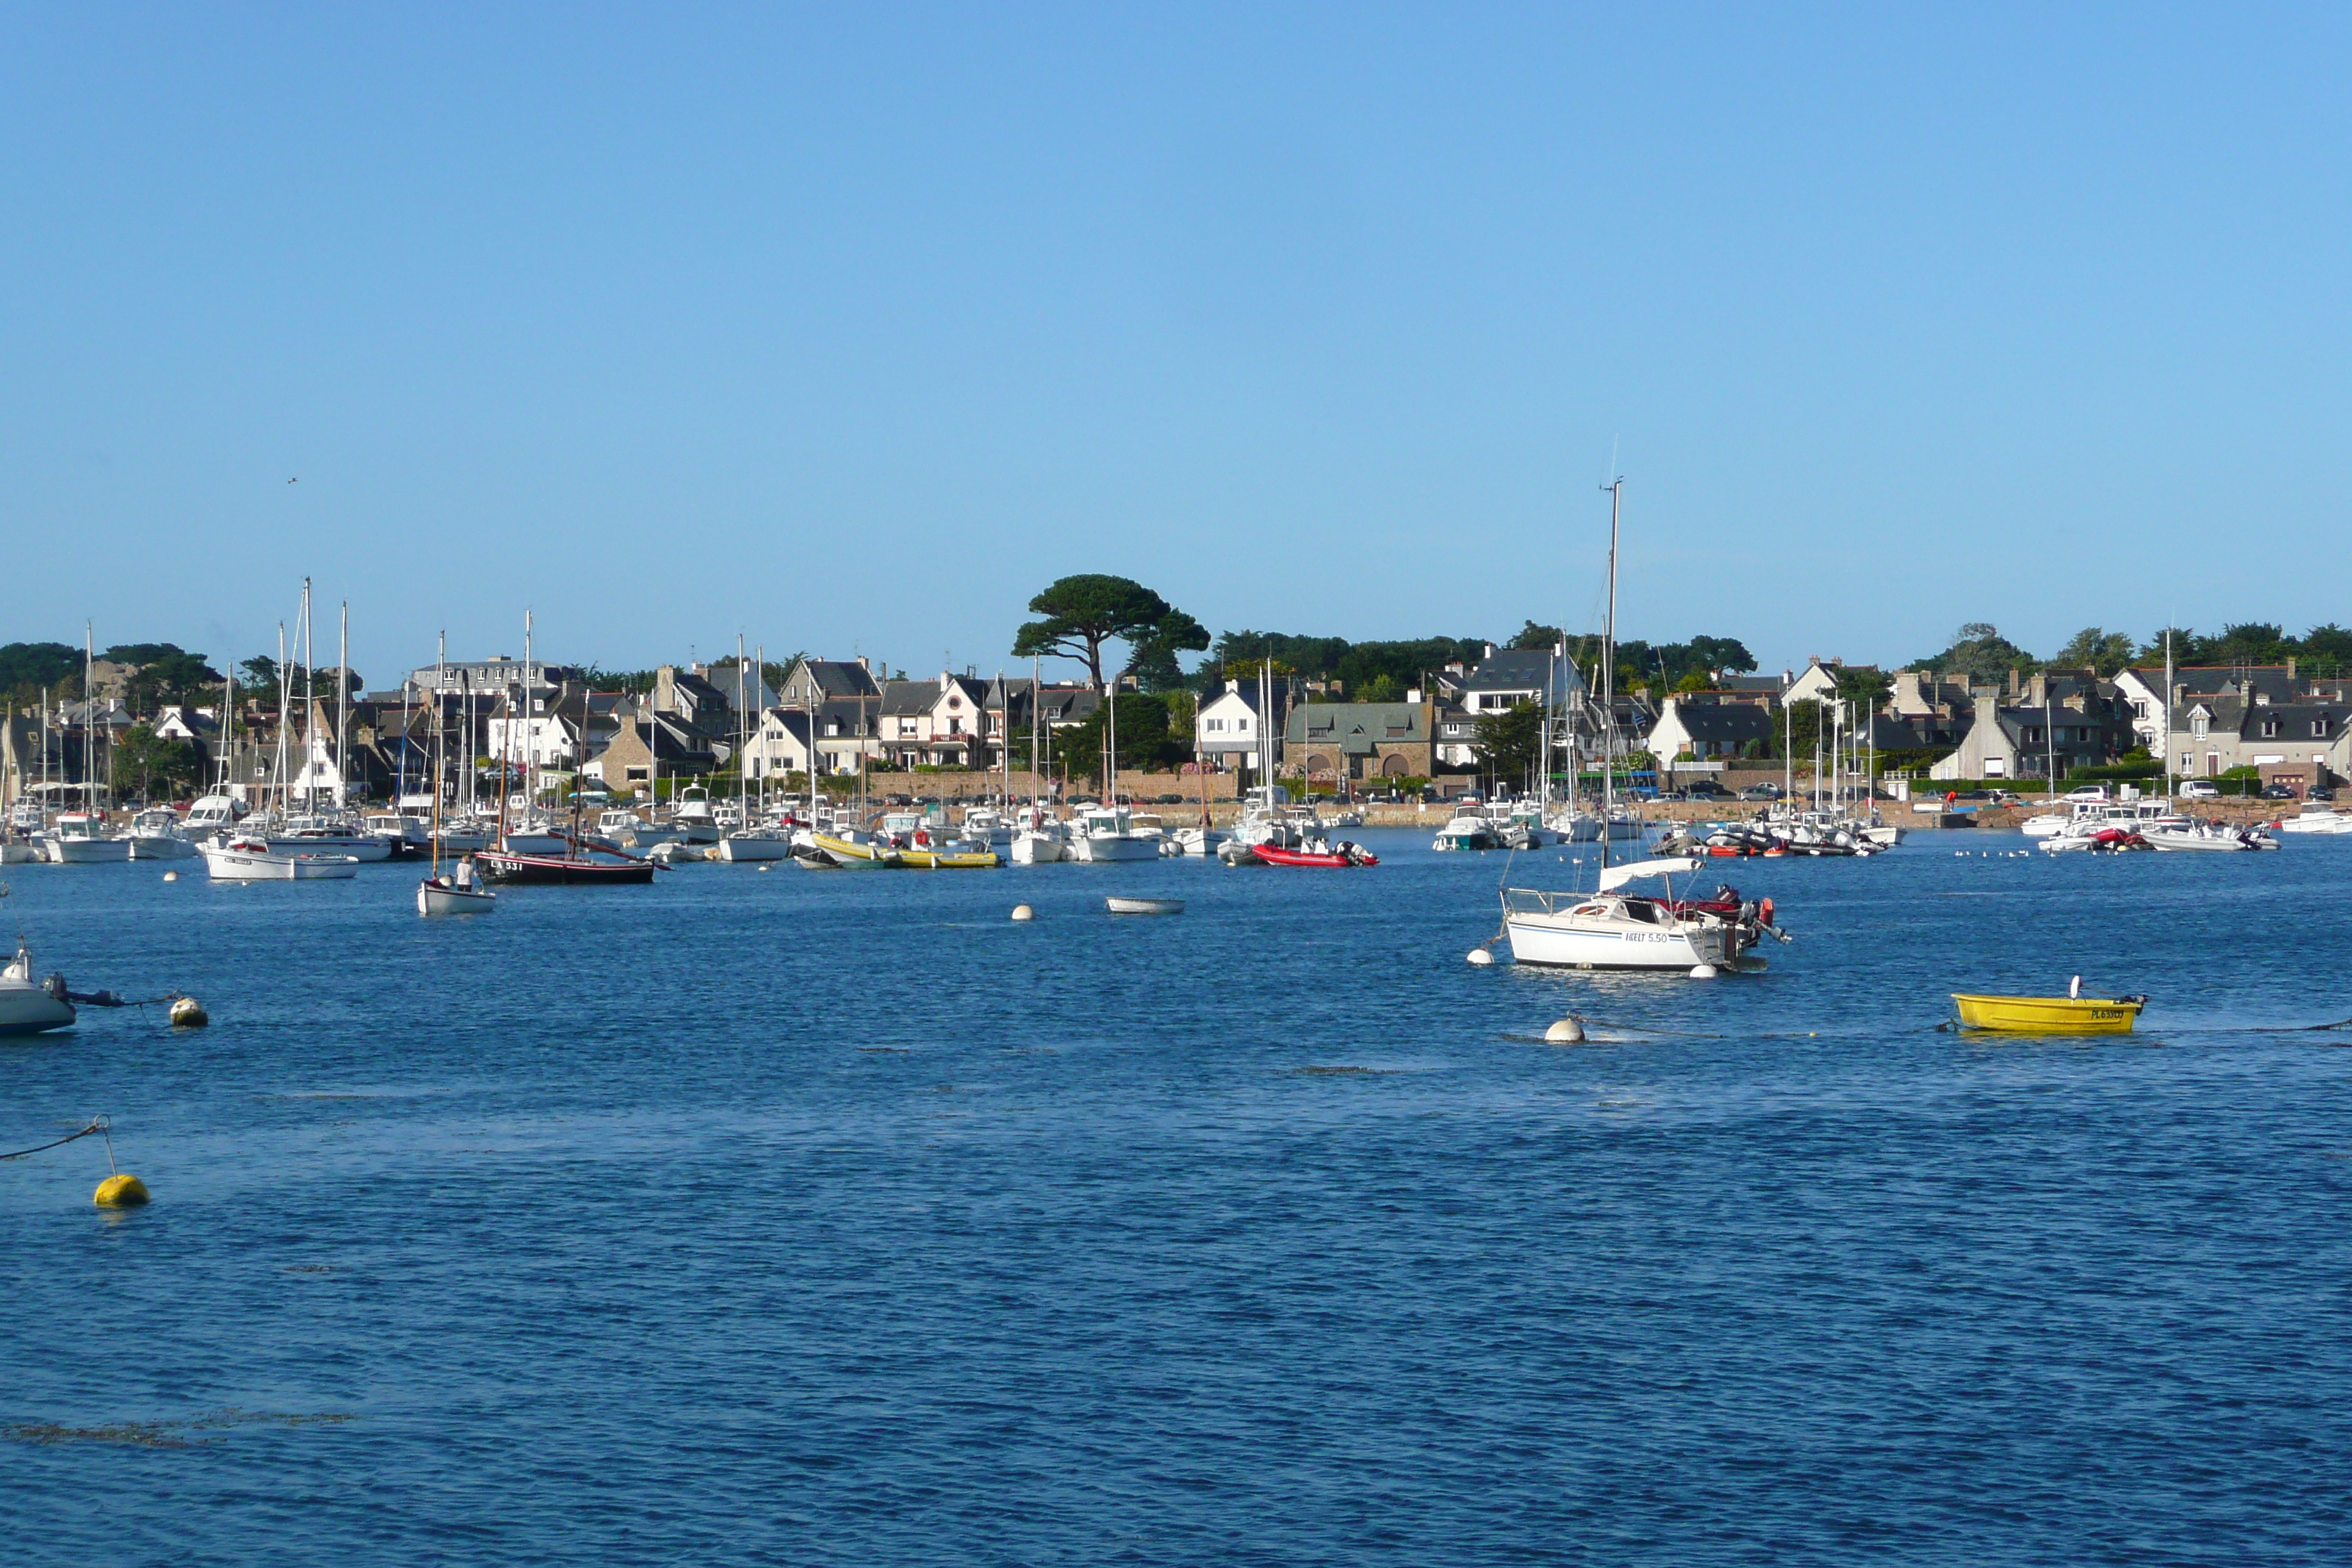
1066, 805, 1159, 862
715, 825, 794, 862
127, 808, 198, 859
669, 785, 722, 845
48, 813, 133, 863
2278, 807, 2352, 835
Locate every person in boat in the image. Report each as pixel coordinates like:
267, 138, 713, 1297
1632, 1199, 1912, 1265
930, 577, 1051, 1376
453, 856, 475, 891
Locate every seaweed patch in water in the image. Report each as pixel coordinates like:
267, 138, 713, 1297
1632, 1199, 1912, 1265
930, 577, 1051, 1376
5, 1409, 355, 1447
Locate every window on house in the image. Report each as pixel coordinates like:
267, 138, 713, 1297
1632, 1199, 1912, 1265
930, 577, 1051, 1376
2315, 719, 2331, 737
948, 718, 962, 736
2261, 717, 2279, 737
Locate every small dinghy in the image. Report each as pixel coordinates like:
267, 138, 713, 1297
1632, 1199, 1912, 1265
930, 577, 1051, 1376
1951, 992, 2145, 1033
418, 858, 497, 916
1105, 896, 1185, 915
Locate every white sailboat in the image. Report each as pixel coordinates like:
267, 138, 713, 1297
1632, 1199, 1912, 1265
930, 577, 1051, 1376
1501, 478, 1775, 973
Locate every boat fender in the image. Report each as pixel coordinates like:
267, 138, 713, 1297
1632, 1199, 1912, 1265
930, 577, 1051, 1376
1689, 963, 1719, 979
170, 996, 208, 1028
1758, 897, 1775, 927
42, 973, 67, 1001
94, 1173, 149, 1207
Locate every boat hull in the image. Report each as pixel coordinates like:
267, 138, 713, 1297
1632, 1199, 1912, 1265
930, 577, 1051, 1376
265, 834, 393, 862
895, 848, 1000, 869
418, 879, 497, 915
1504, 913, 1735, 970
49, 837, 134, 863
1067, 834, 1158, 862
716, 834, 793, 862
1253, 844, 1377, 867
1951, 993, 2142, 1033
203, 844, 361, 880
475, 851, 656, 885
0, 980, 76, 1034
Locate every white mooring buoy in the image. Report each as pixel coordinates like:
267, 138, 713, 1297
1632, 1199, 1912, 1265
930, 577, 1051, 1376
1544, 1017, 1586, 1044
161, 870, 179, 882
1466, 947, 1495, 966
1011, 904, 1035, 922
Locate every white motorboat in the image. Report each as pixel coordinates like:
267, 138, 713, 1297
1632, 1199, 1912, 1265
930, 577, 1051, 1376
2277, 808, 2352, 835
0, 941, 76, 1034
1501, 858, 1771, 972
669, 785, 722, 845
1169, 825, 1226, 856
185, 793, 244, 836
1105, 896, 1185, 915
2144, 820, 2275, 852
368, 811, 433, 851
265, 815, 395, 862
1433, 813, 1500, 851
597, 809, 682, 848
499, 815, 570, 855
1065, 806, 1159, 862
418, 859, 497, 914
435, 818, 495, 853
127, 808, 199, 859
958, 806, 1016, 851
716, 826, 794, 862
1010, 814, 1068, 864
202, 835, 361, 880
48, 813, 133, 863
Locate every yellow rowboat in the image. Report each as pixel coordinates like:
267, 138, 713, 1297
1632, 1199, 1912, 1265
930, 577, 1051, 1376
1950, 993, 2146, 1033
894, 846, 1000, 870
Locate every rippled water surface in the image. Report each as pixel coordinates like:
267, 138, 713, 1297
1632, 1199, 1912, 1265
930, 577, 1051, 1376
6, 829, 2351, 1564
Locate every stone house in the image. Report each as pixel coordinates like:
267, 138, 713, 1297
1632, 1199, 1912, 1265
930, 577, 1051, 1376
1282, 701, 1435, 783
1645, 696, 1774, 763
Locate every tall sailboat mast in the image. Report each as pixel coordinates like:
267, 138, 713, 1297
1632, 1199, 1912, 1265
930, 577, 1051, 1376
336, 598, 350, 810
1599, 476, 1622, 873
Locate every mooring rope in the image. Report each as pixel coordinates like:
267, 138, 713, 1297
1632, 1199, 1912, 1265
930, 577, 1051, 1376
0, 1118, 105, 1162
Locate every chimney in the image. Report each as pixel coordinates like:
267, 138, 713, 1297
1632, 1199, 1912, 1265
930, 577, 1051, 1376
2287, 657, 2298, 680
1406, 687, 1423, 705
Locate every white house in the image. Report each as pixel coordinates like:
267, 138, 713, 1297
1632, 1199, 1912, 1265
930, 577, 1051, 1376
1196, 681, 1275, 772
1645, 696, 1774, 764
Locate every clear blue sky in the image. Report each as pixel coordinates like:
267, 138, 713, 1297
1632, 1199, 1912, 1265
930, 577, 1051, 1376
5, 5, 2347, 687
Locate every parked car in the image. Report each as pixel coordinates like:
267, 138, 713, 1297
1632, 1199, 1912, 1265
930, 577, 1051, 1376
883, 793, 913, 806
2179, 780, 2222, 800
2062, 785, 2109, 804
1679, 781, 1733, 801
1986, 789, 2021, 804
2310, 785, 2337, 802
2258, 783, 2298, 800
1739, 783, 1783, 801
1155, 793, 1185, 804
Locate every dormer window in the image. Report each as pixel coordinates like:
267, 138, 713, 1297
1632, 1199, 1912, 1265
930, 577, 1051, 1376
2261, 717, 2280, 738
2315, 718, 2332, 738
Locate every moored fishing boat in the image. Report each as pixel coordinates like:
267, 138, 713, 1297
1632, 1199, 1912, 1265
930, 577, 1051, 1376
47, 813, 133, 863
475, 847, 658, 884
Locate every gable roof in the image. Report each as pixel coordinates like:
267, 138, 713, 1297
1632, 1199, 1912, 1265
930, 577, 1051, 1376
1284, 701, 1429, 753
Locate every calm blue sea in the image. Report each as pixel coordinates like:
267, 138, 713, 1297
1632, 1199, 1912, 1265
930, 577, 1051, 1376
5, 828, 2350, 1565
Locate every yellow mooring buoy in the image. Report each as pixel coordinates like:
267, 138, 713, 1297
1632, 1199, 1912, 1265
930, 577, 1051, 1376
95, 1173, 149, 1207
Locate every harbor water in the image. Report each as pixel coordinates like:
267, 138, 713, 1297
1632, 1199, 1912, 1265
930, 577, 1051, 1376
5, 829, 2350, 1564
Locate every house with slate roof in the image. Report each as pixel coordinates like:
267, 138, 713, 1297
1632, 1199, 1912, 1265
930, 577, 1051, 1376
1282, 701, 1435, 784
1645, 696, 1774, 763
